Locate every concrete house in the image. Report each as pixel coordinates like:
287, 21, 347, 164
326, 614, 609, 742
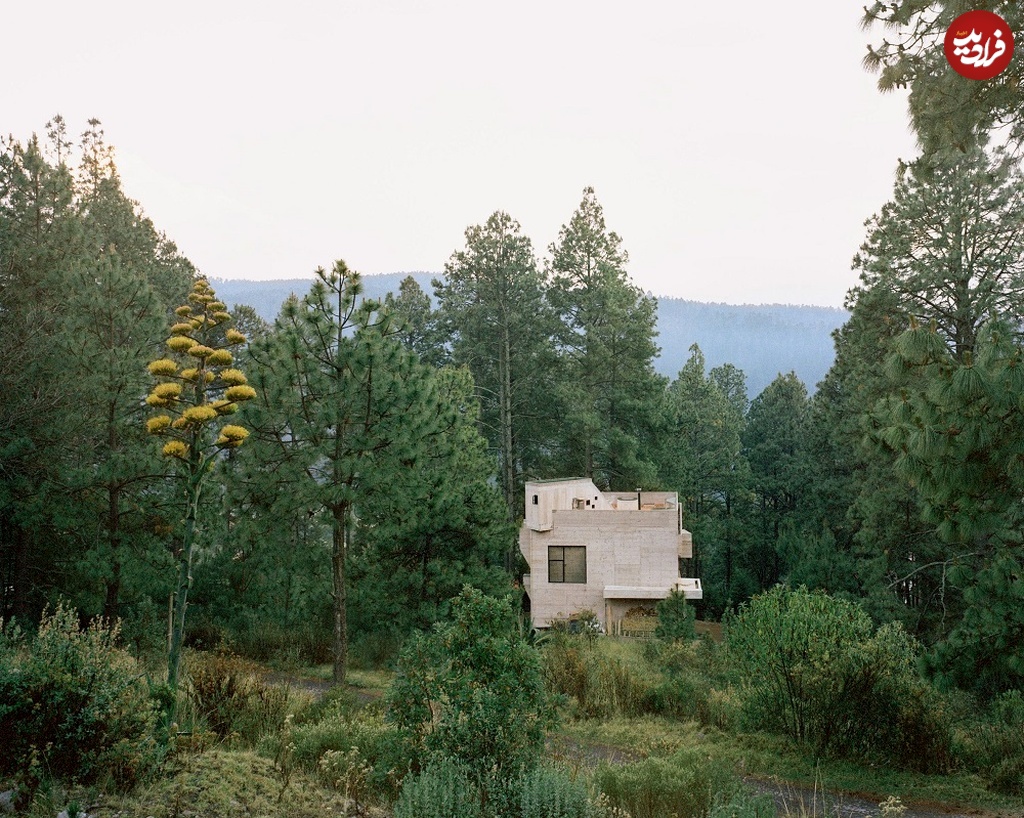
519, 478, 702, 633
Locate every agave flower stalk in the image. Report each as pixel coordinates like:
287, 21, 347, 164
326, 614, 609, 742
145, 278, 255, 702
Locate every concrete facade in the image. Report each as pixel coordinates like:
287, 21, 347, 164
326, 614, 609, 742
519, 478, 703, 632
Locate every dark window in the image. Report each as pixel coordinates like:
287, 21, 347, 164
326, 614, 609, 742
548, 546, 587, 583
532, 494, 539, 505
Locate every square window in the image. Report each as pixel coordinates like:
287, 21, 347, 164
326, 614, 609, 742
548, 546, 586, 583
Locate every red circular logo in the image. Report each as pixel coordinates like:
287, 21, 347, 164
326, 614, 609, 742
944, 10, 1014, 80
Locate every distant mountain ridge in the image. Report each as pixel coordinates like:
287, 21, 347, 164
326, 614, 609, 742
211, 274, 848, 397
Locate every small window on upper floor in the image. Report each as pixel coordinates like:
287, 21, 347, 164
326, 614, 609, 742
532, 494, 539, 505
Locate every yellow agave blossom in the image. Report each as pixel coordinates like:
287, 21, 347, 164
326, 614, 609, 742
225, 385, 257, 402
147, 415, 172, 433
219, 369, 248, 386
210, 399, 239, 415
167, 336, 196, 353
188, 345, 215, 359
162, 440, 189, 458
152, 382, 182, 400
208, 301, 226, 312
207, 349, 233, 366
211, 311, 231, 324
181, 405, 219, 424
180, 368, 215, 383
216, 425, 249, 447
174, 305, 192, 317
148, 358, 178, 376
225, 329, 247, 345
170, 322, 195, 336
146, 393, 172, 408
171, 417, 189, 430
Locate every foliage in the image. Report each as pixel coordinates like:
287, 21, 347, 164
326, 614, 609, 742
648, 638, 741, 730
434, 210, 558, 518
393, 758, 482, 818
707, 788, 777, 818
516, 764, 596, 818
655, 589, 696, 642
853, 147, 1024, 362
99, 749, 353, 818
387, 587, 554, 795
182, 650, 290, 743
593, 750, 737, 818
725, 586, 951, 771
542, 635, 656, 720
0, 603, 159, 792
873, 320, 1024, 696
546, 186, 664, 490
862, 1, 1024, 154
953, 689, 1024, 795
260, 705, 406, 802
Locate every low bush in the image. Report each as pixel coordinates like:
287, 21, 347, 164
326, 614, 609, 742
593, 749, 738, 818
393, 758, 482, 818
725, 586, 951, 771
261, 707, 408, 801
387, 587, 554, 795
655, 590, 696, 642
0, 603, 160, 793
707, 787, 777, 818
646, 639, 740, 729
517, 764, 595, 818
954, 689, 1024, 794
543, 636, 656, 719
226, 621, 333, 667
183, 650, 290, 743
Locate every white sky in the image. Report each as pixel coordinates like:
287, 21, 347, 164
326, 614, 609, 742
4, 1, 919, 307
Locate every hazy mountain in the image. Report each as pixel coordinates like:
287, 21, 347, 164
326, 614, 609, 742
211, 274, 847, 397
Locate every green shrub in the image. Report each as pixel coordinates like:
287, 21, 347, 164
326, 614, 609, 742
260, 707, 408, 801
393, 758, 482, 818
954, 689, 1024, 794
655, 589, 696, 642
543, 638, 655, 719
707, 787, 777, 818
0, 603, 160, 792
183, 650, 290, 743
593, 750, 737, 818
637, 639, 741, 728
725, 586, 951, 771
387, 587, 554, 793
517, 764, 595, 818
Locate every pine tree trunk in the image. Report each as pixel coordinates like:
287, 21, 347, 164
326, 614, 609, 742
331, 501, 349, 686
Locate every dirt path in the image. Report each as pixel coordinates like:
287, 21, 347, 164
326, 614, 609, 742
743, 777, 1019, 818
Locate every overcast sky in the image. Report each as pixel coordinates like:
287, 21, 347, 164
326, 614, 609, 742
5, 1, 920, 307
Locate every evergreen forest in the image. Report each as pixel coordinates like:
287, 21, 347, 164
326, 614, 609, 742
2, 3, 1024, 812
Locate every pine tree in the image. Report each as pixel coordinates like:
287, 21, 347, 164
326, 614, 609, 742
434, 212, 557, 521
547, 187, 664, 490
863, 1, 1024, 153
660, 345, 751, 613
742, 373, 811, 590
874, 319, 1024, 695
245, 261, 444, 684
854, 147, 1024, 361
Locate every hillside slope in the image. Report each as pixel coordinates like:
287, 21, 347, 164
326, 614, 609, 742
212, 274, 847, 396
